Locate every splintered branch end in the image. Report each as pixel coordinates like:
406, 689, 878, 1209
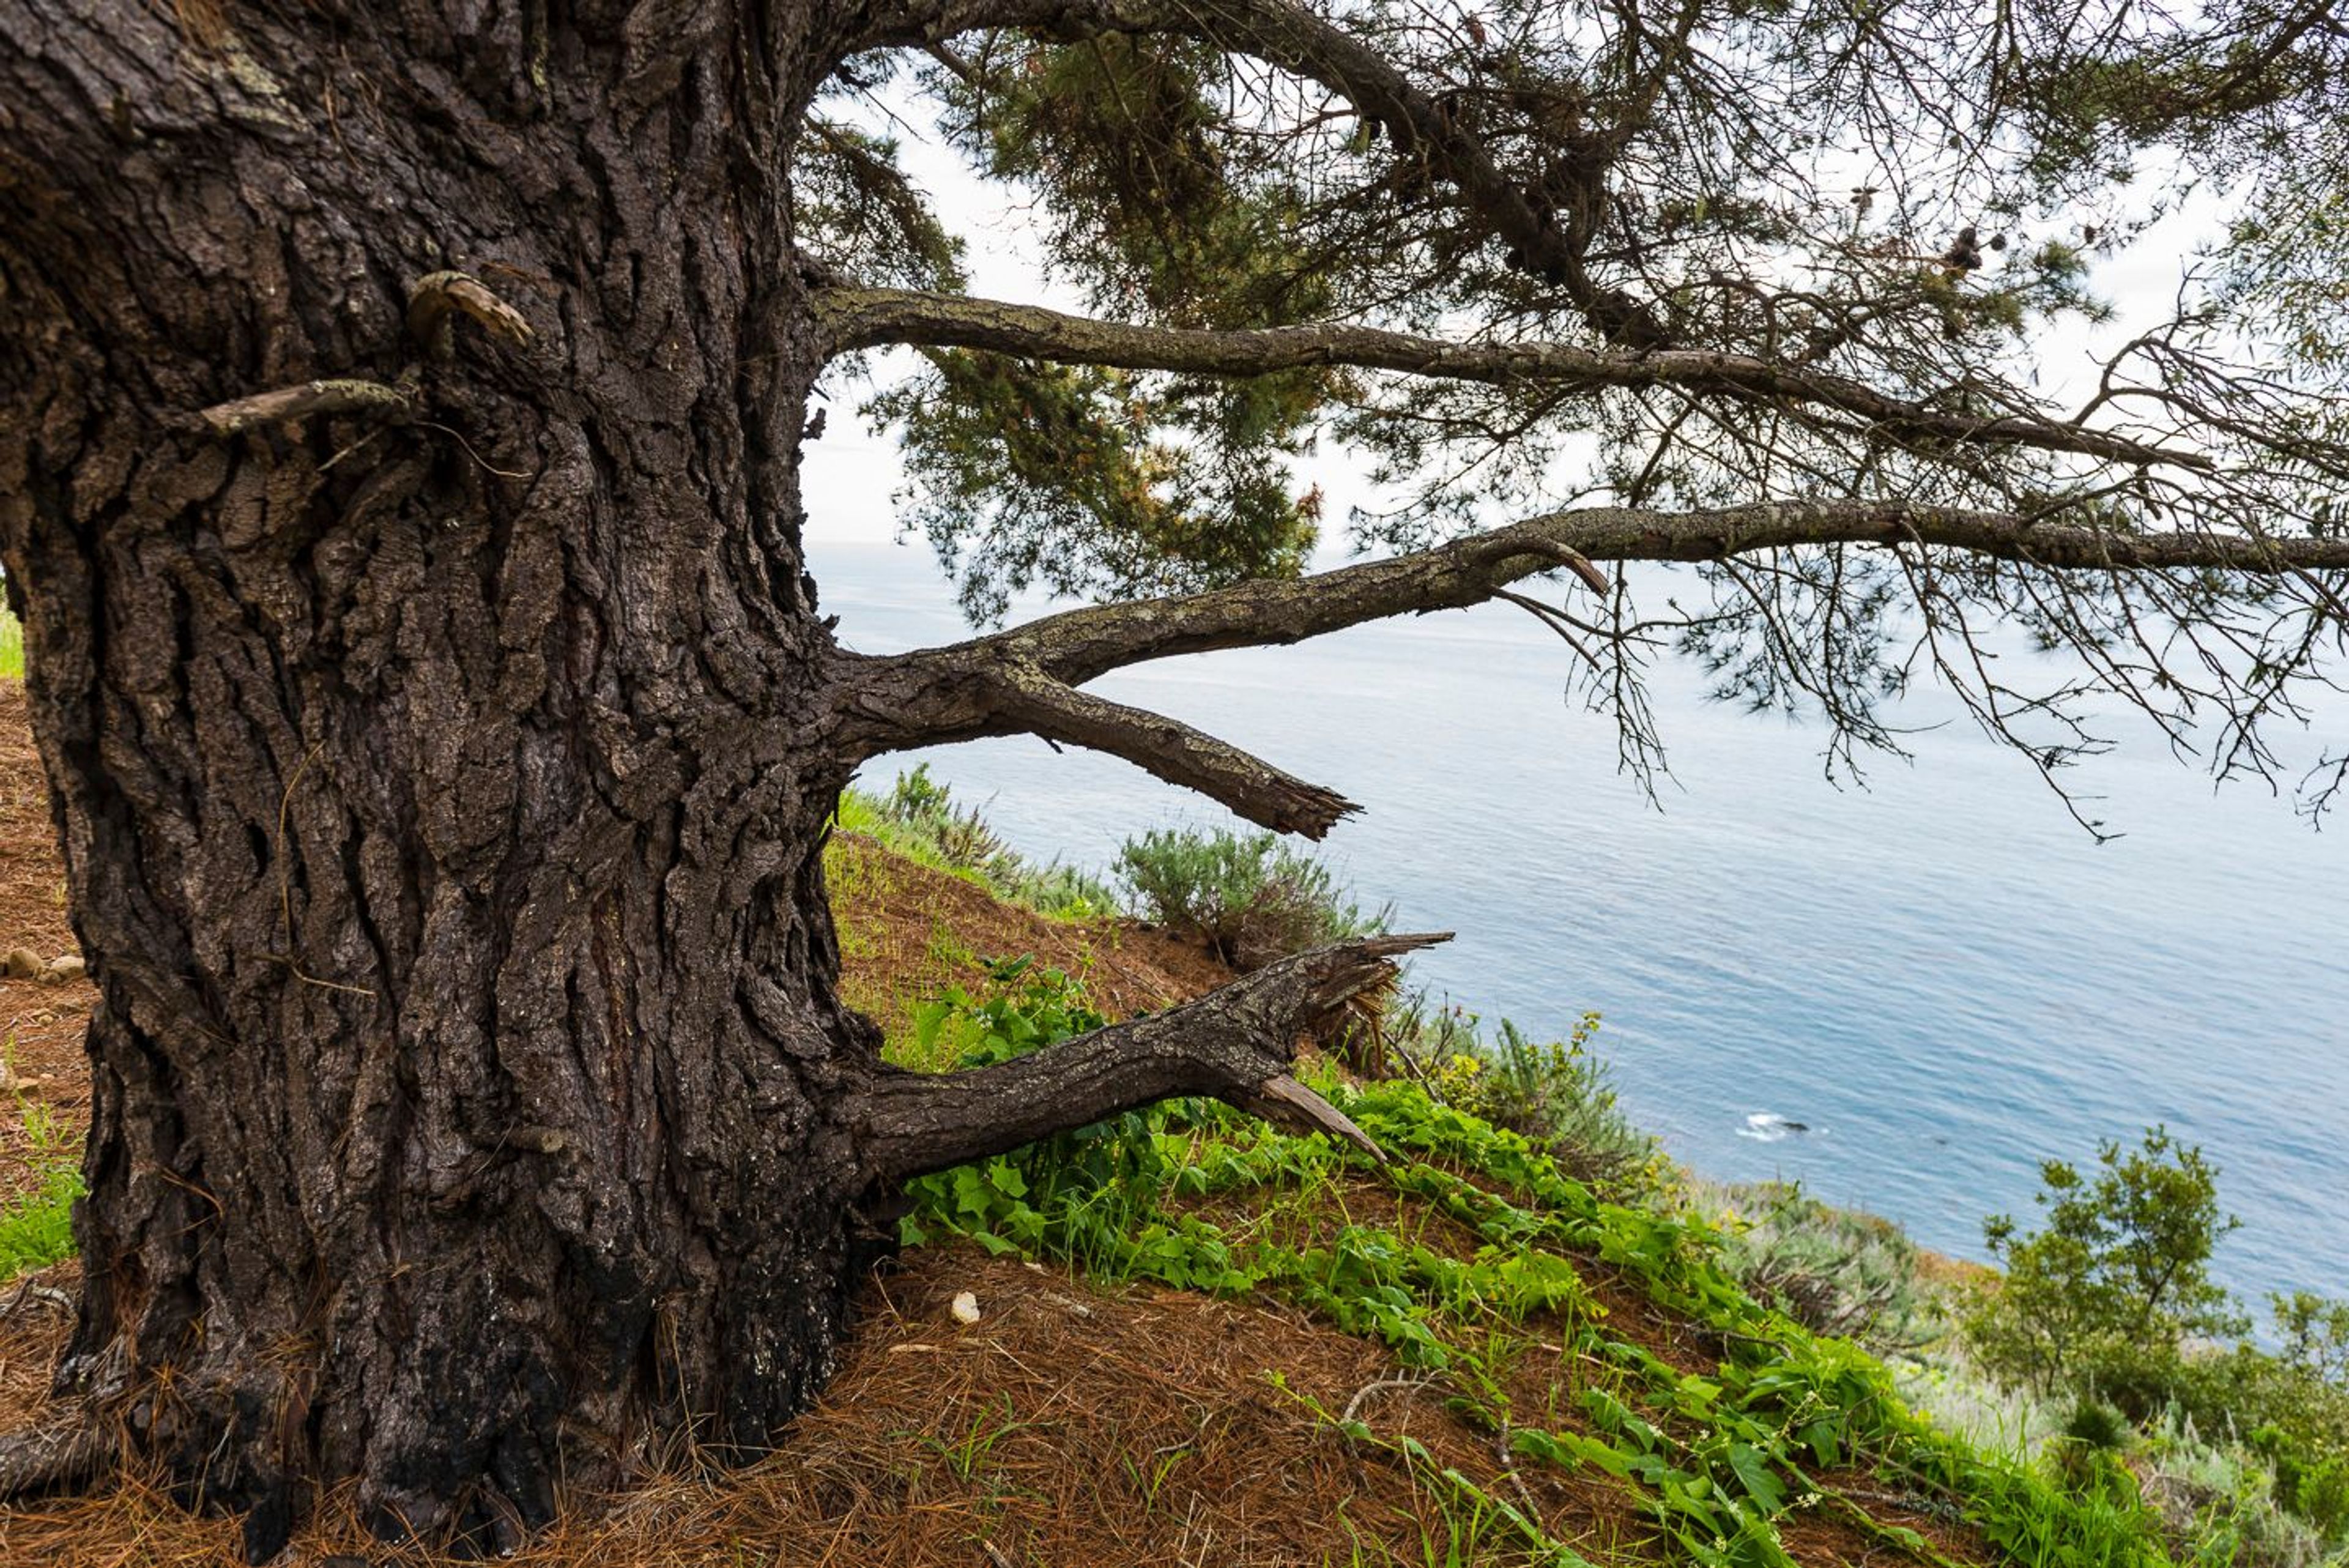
407, 270, 536, 356
1238, 1073, 1388, 1161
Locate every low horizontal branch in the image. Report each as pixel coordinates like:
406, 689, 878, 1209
883, 500, 2349, 689
815, 285, 2203, 473
841, 656, 1359, 838
993, 668, 1360, 837
849, 933, 1449, 1184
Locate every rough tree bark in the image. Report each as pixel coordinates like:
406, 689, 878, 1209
0, 3, 1431, 1555
0, 2, 869, 1551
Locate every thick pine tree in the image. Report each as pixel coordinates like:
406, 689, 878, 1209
1, 0, 2342, 1555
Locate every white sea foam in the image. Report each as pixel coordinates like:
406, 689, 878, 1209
1738, 1112, 1813, 1142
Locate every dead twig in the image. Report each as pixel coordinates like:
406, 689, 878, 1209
196, 376, 417, 437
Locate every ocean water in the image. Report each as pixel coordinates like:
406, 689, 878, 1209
809, 540, 2347, 1309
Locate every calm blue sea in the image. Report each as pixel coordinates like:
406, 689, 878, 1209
809, 540, 2348, 1310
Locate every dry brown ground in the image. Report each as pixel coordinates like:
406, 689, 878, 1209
825, 827, 1233, 1046
0, 684, 94, 1206
0, 683, 1986, 1567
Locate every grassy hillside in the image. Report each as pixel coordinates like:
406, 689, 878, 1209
0, 716, 2334, 1565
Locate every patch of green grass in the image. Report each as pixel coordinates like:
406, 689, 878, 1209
835, 767, 1115, 920
0, 1163, 80, 1280
1303, 1415, 1559, 1567
919, 1391, 1033, 1484
0, 604, 21, 682
1, 1034, 82, 1280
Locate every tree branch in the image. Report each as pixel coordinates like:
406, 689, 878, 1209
841, 652, 1360, 837
993, 667, 1362, 836
816, 285, 2208, 473
195, 377, 418, 437
848, 934, 1448, 1184
848, 501, 2349, 695
406, 270, 535, 358
0, 1411, 108, 1499
847, 0, 1682, 340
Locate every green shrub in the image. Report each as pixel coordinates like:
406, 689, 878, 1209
879, 763, 1009, 869
2136, 1421, 2336, 1568
1962, 1131, 2349, 1551
1387, 995, 1660, 1194
1114, 826, 1382, 970
1965, 1126, 2246, 1399
2254, 1426, 2349, 1539
2066, 1399, 2136, 1452
2275, 1291, 2349, 1388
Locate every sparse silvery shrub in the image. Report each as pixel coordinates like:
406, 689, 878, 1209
1715, 1180, 1934, 1348
1115, 827, 1383, 970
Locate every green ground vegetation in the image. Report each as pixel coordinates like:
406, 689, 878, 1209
897, 964, 2197, 1568
0, 1038, 81, 1279
834, 764, 1116, 919
832, 774, 2349, 1566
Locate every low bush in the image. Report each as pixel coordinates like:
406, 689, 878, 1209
1711, 1180, 1939, 1350
1386, 994, 1661, 1195
875, 764, 1009, 869
1959, 1126, 2349, 1558
1964, 1126, 2246, 1400
1113, 826, 1383, 970
2276, 1291, 2349, 1388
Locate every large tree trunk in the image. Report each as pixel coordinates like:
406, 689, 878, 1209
0, 2, 888, 1552
0, 9, 1413, 1555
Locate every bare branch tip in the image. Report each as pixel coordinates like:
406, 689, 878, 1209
1358, 931, 1455, 958
1247, 1074, 1387, 1162
407, 270, 535, 354
1281, 786, 1363, 839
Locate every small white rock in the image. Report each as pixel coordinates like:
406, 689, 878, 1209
949, 1291, 981, 1325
